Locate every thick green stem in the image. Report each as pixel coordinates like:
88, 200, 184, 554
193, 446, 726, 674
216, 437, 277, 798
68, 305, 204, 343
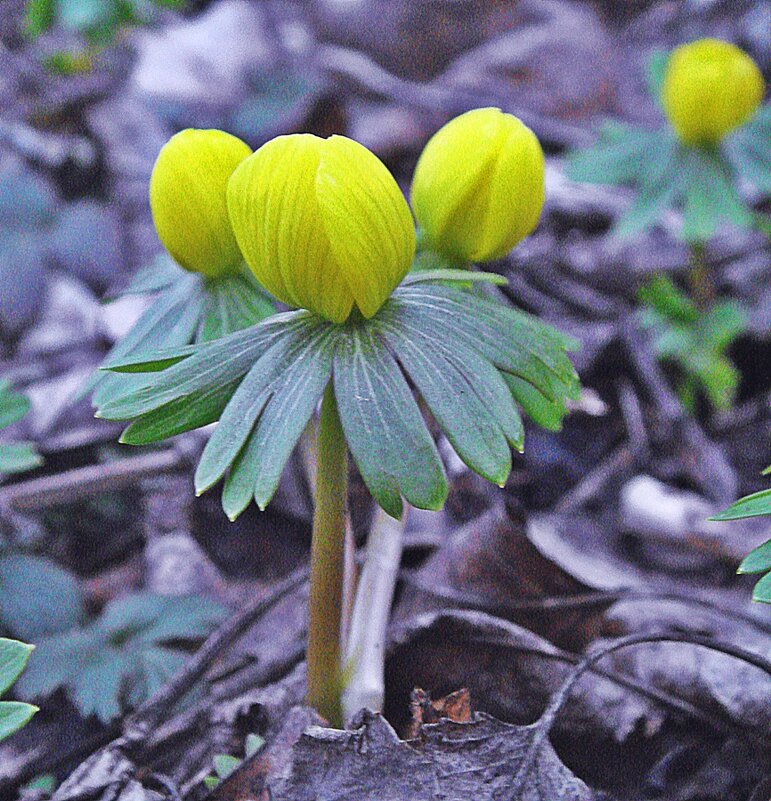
306, 382, 347, 727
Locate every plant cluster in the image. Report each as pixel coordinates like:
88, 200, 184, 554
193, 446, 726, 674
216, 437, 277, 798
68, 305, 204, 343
16, 591, 227, 722
94, 107, 579, 724
568, 38, 769, 412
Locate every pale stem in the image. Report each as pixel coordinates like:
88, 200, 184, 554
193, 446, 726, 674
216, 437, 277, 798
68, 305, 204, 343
342, 503, 408, 722
306, 382, 347, 727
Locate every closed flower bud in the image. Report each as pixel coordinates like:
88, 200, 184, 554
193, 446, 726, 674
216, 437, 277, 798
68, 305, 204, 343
227, 134, 415, 324
150, 129, 252, 278
661, 39, 764, 147
411, 108, 545, 263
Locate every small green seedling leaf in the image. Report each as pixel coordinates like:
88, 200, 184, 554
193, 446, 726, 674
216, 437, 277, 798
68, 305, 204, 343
709, 488, 771, 521
0, 638, 38, 742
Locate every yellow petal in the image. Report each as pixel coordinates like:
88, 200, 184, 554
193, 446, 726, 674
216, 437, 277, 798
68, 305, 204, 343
149, 129, 251, 278
662, 39, 764, 147
228, 135, 354, 323
476, 115, 544, 260
411, 108, 502, 260
411, 108, 544, 262
316, 136, 416, 318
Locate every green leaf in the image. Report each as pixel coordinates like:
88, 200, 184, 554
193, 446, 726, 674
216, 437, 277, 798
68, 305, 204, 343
214, 754, 241, 780
204, 776, 220, 790
245, 733, 264, 757
117, 255, 181, 297
199, 272, 275, 342
0, 442, 42, 475
15, 628, 97, 700
710, 488, 771, 521
194, 326, 303, 496
17, 592, 223, 721
752, 571, 771, 604
504, 374, 566, 431
565, 123, 664, 186
638, 275, 698, 324
737, 540, 771, 574
0, 554, 85, 639
90, 277, 202, 407
207, 318, 335, 514
25, 0, 56, 36
380, 317, 518, 484
390, 285, 579, 406
613, 140, 680, 238
726, 102, 771, 193
0, 638, 34, 696
119, 376, 242, 445
101, 343, 199, 373
0, 701, 38, 742
646, 49, 669, 104
681, 147, 752, 242
0, 382, 31, 429
98, 314, 298, 421
401, 269, 508, 286
334, 324, 447, 518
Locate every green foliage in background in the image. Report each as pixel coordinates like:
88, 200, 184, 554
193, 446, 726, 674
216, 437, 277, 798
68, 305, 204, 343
16, 592, 227, 723
710, 466, 771, 603
0, 553, 85, 640
638, 275, 747, 411
0, 382, 42, 477
565, 51, 771, 241
87, 255, 276, 409
204, 733, 264, 790
0, 638, 37, 742
25, 0, 184, 44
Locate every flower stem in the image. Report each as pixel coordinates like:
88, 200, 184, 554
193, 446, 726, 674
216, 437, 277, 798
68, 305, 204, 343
688, 241, 713, 311
306, 382, 347, 727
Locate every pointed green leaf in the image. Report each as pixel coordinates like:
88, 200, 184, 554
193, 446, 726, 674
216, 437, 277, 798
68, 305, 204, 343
334, 324, 447, 518
710, 488, 771, 521
752, 572, 771, 603
0, 701, 37, 742
401, 269, 508, 286
0, 639, 34, 696
98, 313, 299, 421
200, 272, 275, 341
737, 540, 771, 575
380, 318, 517, 484
251, 325, 337, 510
0, 382, 31, 429
504, 374, 566, 431
0, 443, 42, 475
214, 754, 241, 780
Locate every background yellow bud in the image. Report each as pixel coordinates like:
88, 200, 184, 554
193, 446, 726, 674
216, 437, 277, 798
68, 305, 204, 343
149, 129, 252, 278
227, 134, 415, 324
661, 39, 764, 147
411, 108, 545, 263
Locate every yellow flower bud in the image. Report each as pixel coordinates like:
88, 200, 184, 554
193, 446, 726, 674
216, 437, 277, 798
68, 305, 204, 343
661, 39, 764, 147
149, 129, 252, 278
411, 108, 545, 263
227, 134, 416, 324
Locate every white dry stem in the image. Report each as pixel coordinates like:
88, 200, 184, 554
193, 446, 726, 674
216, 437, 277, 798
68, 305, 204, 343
342, 504, 408, 722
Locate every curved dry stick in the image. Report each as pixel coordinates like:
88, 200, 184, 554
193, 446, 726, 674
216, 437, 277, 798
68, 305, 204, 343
512, 632, 771, 793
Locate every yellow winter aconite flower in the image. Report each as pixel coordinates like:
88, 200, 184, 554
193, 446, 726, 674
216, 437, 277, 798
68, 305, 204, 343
661, 39, 764, 147
150, 129, 252, 278
227, 134, 416, 324
411, 108, 545, 263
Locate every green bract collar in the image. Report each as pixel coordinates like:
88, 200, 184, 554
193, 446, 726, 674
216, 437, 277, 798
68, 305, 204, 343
89, 255, 276, 409
97, 271, 579, 521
